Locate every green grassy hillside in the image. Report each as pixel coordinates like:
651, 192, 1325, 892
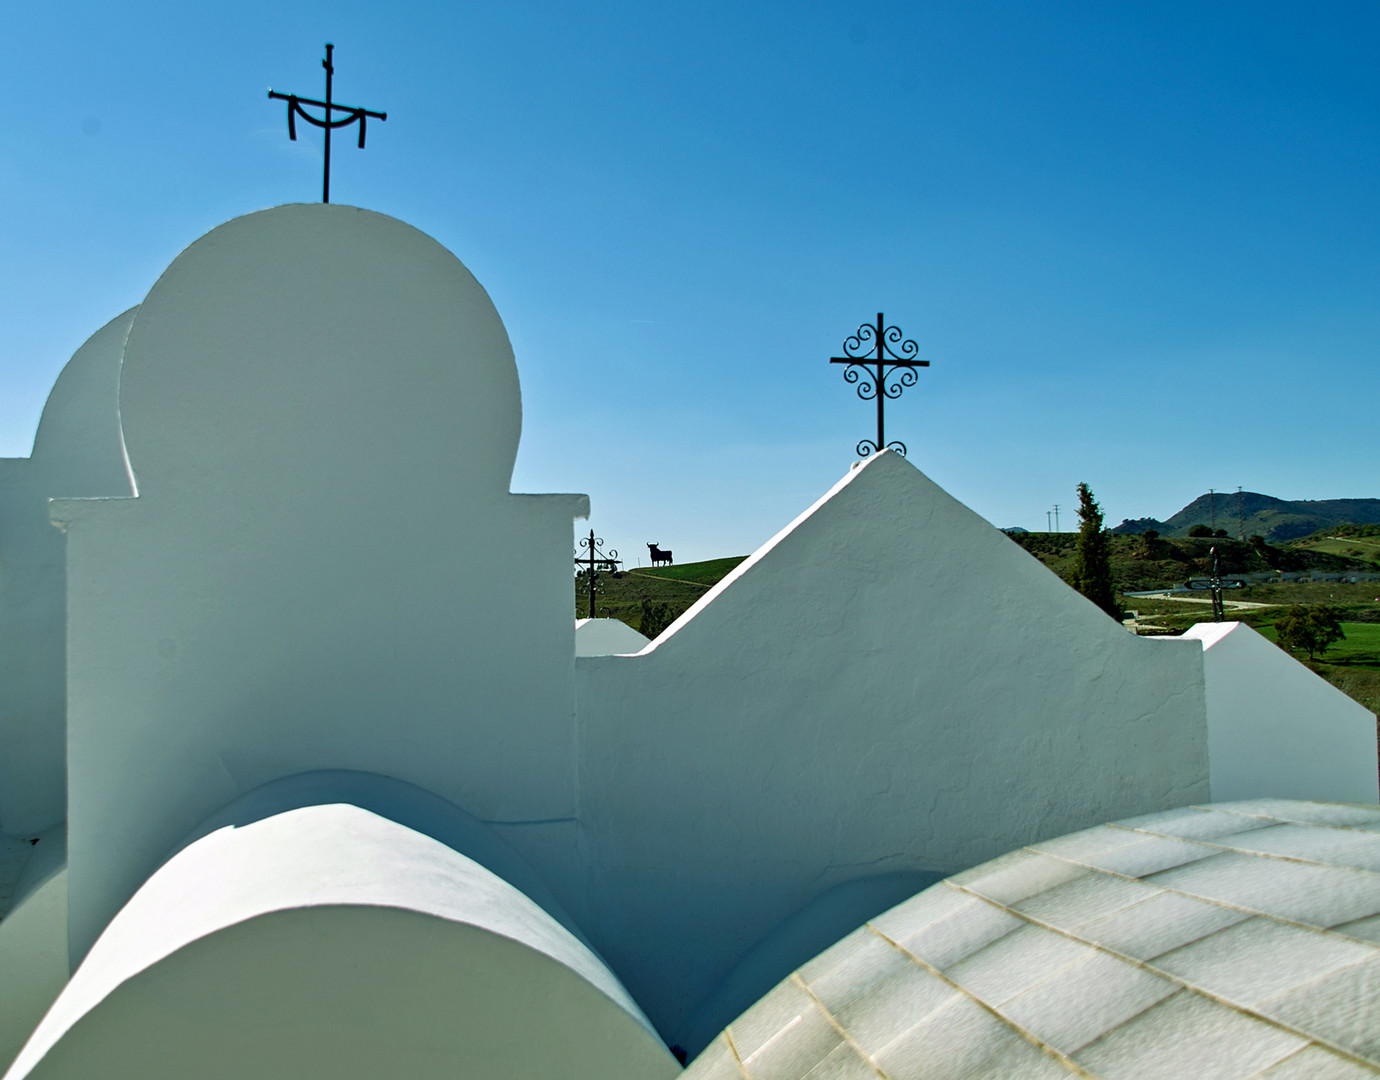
1012, 532, 1378, 595
633, 557, 747, 587
1293, 534, 1380, 564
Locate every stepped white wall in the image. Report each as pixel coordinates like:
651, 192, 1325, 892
576, 451, 1210, 1041
1182, 621, 1378, 803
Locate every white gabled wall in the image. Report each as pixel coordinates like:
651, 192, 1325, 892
575, 451, 1210, 1043
1182, 621, 1379, 803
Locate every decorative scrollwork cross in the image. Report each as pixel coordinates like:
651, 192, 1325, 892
268, 44, 387, 204
829, 313, 930, 457
575, 530, 621, 619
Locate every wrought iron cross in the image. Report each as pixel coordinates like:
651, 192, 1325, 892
829, 313, 930, 457
575, 531, 621, 619
1188, 546, 1242, 621
268, 43, 387, 203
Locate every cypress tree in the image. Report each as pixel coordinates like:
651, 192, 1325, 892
1072, 482, 1120, 620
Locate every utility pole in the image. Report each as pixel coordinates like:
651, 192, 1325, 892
1046, 509, 1052, 533
1053, 504, 1061, 533
1238, 486, 1245, 540
1209, 488, 1216, 533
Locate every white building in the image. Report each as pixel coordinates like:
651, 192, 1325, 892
0, 204, 1374, 1077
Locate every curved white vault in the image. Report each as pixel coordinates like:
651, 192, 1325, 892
4, 788, 676, 1080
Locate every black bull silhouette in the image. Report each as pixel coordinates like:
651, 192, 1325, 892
647, 542, 673, 566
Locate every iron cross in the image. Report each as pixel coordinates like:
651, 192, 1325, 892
575, 531, 621, 619
829, 313, 930, 457
268, 43, 387, 203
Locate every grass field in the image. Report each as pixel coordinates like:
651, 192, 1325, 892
1253, 622, 1380, 667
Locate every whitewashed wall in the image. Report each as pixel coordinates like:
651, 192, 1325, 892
15, 208, 1238, 1066
0, 827, 67, 1074
575, 452, 1210, 1044
56, 206, 589, 962
1182, 621, 1379, 803
0, 311, 134, 836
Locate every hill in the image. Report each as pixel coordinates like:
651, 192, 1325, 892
576, 557, 746, 636
1012, 531, 1379, 596
1111, 492, 1380, 542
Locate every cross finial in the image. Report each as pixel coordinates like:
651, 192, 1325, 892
576, 531, 621, 619
829, 313, 931, 458
268, 43, 388, 203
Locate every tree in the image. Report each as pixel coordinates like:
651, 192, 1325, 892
639, 597, 674, 639
1188, 524, 1213, 538
1071, 482, 1120, 620
1273, 604, 1346, 661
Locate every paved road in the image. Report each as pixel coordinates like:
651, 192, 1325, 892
1133, 593, 1276, 610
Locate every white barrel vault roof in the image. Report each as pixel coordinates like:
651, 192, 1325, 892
684, 799, 1380, 1079
3, 803, 677, 1080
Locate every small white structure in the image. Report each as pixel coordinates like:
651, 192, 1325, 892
0, 310, 135, 838
0, 312, 134, 1071
55, 206, 587, 964
1182, 621, 1379, 804
575, 618, 651, 657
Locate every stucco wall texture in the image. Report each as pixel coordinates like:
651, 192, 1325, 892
576, 451, 1209, 1039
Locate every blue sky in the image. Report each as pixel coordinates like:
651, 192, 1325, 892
4, 2, 1378, 561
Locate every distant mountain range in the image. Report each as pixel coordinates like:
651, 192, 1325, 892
1112, 492, 1380, 542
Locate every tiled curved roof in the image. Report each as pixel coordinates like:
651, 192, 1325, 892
683, 799, 1380, 1079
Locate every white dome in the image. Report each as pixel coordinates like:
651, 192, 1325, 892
685, 799, 1380, 1078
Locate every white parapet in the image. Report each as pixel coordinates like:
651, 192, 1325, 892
1181, 621, 1379, 804
575, 618, 652, 657
2, 802, 678, 1080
